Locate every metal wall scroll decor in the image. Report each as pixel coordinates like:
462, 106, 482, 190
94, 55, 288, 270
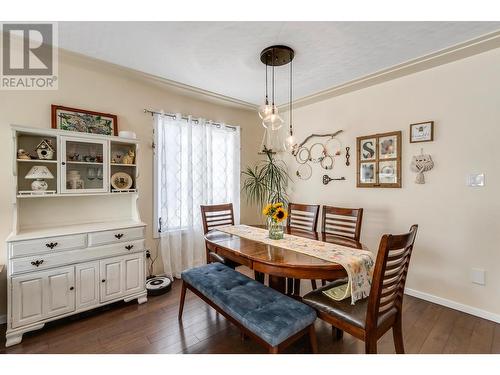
291, 131, 346, 182
345, 147, 351, 166
323, 175, 346, 185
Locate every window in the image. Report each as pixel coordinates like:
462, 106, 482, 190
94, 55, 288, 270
153, 113, 241, 235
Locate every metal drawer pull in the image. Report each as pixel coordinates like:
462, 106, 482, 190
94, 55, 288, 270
125, 245, 134, 251
101, 279, 106, 283
69, 286, 74, 291
115, 233, 124, 239
45, 242, 58, 249
31, 260, 44, 267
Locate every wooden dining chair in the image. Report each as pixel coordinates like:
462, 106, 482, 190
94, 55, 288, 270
200, 203, 239, 269
322, 206, 364, 241
310, 206, 364, 290
287, 203, 320, 232
285, 203, 320, 296
303, 225, 418, 354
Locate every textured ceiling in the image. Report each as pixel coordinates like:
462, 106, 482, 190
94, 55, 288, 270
58, 22, 500, 106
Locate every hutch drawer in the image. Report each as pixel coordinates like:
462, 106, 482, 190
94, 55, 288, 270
88, 226, 145, 247
10, 234, 87, 259
10, 239, 145, 275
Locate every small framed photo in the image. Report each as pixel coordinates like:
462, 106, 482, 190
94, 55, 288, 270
359, 162, 376, 184
359, 137, 377, 161
379, 160, 398, 184
410, 121, 434, 143
52, 105, 118, 136
379, 134, 398, 159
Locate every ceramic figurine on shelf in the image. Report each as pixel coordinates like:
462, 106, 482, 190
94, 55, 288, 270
122, 149, 135, 164
17, 149, 31, 160
35, 139, 55, 160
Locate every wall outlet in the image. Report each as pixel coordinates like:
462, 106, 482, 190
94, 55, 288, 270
471, 268, 485, 285
467, 173, 485, 187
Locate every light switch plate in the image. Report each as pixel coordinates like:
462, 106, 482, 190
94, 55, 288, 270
471, 268, 485, 285
467, 173, 485, 187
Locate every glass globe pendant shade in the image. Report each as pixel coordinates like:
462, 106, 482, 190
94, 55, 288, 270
285, 133, 295, 151
258, 102, 273, 122
262, 107, 284, 130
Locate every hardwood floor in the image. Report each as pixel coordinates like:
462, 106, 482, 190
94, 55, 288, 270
1, 276, 499, 354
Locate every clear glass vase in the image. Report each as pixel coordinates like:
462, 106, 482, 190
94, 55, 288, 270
268, 219, 284, 240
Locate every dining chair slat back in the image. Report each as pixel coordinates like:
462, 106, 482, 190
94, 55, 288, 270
321, 206, 363, 241
200, 203, 234, 234
287, 203, 320, 232
200, 203, 237, 268
367, 225, 418, 327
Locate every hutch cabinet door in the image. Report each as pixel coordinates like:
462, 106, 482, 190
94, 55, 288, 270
11, 266, 76, 328
123, 254, 144, 295
60, 136, 109, 194
11, 274, 45, 328
99, 257, 123, 302
75, 262, 100, 310
43, 266, 76, 319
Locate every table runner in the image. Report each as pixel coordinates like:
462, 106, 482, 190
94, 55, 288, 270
217, 225, 375, 304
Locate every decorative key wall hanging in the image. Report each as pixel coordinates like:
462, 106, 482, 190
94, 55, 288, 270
291, 130, 346, 182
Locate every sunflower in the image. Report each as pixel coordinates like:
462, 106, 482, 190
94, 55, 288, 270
273, 202, 283, 208
262, 203, 273, 216
272, 207, 288, 223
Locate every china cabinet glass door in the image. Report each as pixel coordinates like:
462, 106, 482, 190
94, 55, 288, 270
60, 136, 109, 194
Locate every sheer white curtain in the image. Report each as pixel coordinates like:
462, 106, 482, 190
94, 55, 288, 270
154, 113, 241, 278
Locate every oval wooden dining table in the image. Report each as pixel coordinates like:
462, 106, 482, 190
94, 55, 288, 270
204, 225, 367, 297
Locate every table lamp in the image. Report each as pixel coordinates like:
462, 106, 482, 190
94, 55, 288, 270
25, 165, 54, 191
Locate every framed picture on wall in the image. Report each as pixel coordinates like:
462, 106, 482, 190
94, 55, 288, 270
51, 105, 118, 136
379, 134, 398, 159
410, 121, 434, 143
359, 162, 376, 184
359, 137, 377, 161
356, 131, 402, 188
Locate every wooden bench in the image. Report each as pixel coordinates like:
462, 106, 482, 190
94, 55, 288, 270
179, 262, 318, 354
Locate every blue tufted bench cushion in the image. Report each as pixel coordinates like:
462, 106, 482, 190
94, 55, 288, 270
181, 262, 317, 347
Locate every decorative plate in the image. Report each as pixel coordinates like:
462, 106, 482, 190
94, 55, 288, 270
111, 172, 133, 190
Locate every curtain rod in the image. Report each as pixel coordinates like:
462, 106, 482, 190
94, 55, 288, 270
143, 109, 237, 130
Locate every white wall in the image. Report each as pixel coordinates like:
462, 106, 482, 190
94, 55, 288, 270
0, 52, 261, 317
284, 47, 500, 319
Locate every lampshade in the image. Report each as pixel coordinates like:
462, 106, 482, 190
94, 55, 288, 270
25, 165, 54, 179
258, 103, 273, 121
262, 108, 284, 130
285, 133, 295, 151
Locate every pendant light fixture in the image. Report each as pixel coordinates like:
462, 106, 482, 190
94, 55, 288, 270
285, 54, 295, 150
259, 45, 294, 132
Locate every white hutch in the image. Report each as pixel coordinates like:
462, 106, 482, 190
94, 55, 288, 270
5, 125, 147, 347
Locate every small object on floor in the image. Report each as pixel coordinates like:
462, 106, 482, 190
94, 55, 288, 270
146, 276, 172, 296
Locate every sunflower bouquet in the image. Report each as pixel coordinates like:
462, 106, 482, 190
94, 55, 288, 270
262, 202, 288, 239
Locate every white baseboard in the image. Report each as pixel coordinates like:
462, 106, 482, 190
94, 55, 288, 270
405, 288, 500, 324
0, 314, 6, 325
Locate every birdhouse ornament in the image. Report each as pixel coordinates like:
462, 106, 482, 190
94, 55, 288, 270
410, 149, 434, 184
35, 139, 55, 160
